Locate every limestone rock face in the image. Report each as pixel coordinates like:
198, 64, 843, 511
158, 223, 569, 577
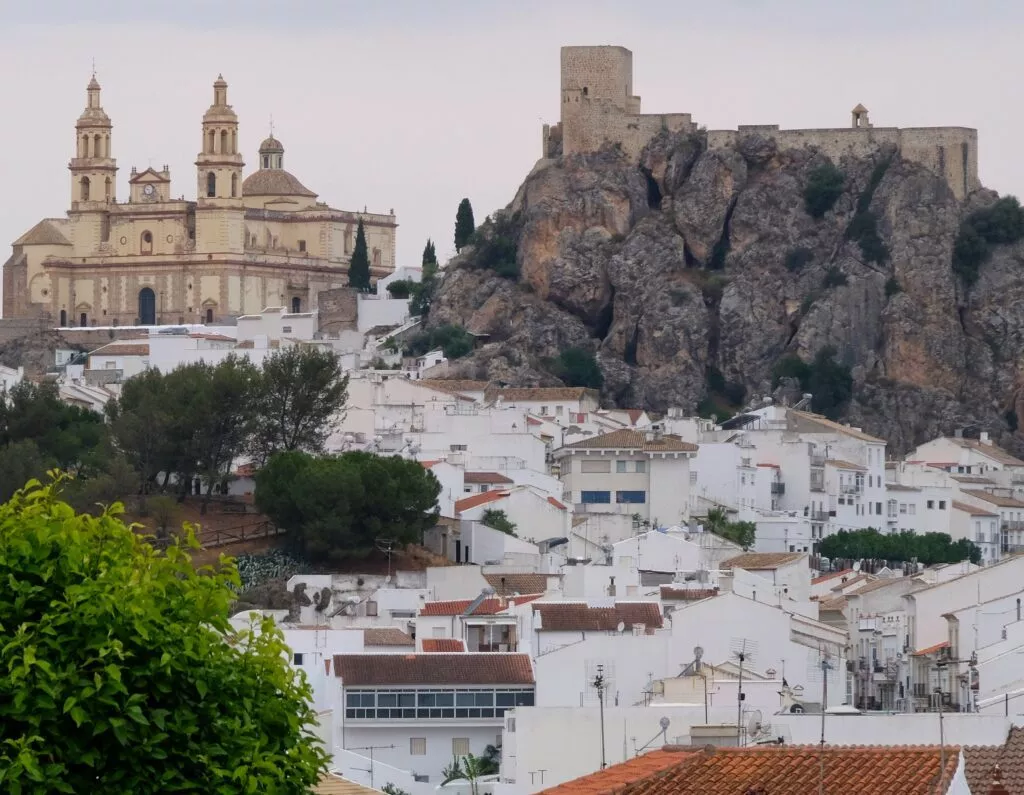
425, 132, 1024, 453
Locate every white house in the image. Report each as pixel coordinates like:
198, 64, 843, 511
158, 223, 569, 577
483, 387, 600, 422
452, 487, 570, 546
85, 340, 149, 382
555, 428, 697, 526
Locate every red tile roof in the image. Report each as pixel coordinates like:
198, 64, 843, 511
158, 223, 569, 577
421, 638, 466, 653
912, 641, 950, 657
484, 573, 550, 595
542, 744, 960, 795
540, 749, 687, 795
533, 602, 663, 632
420, 593, 544, 616
333, 653, 534, 685
363, 627, 414, 646
660, 585, 719, 601
420, 459, 443, 469
812, 568, 854, 585
547, 496, 567, 510
721, 552, 806, 570
562, 429, 698, 453
454, 490, 510, 513
464, 471, 514, 484
963, 726, 1024, 795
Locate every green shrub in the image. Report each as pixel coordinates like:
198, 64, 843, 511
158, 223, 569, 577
552, 347, 603, 389
404, 324, 475, 360
386, 279, 414, 298
785, 247, 814, 272
771, 347, 852, 420
952, 196, 1024, 286
772, 354, 811, 388
803, 162, 845, 219
471, 213, 520, 279
822, 267, 848, 288
846, 210, 888, 264
884, 277, 902, 297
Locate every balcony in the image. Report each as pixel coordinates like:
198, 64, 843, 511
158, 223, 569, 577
841, 484, 863, 495
771, 482, 785, 496
810, 510, 829, 522
810, 475, 825, 493
1002, 520, 1024, 531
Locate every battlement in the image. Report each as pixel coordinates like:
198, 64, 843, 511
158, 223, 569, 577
544, 46, 980, 200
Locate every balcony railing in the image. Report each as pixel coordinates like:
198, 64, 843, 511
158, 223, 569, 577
810, 510, 829, 522
841, 484, 863, 495
1002, 520, 1024, 531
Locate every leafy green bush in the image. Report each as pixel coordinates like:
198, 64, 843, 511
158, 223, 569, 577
953, 196, 1024, 286
785, 247, 814, 272
482, 509, 517, 537
846, 210, 888, 264
803, 162, 845, 218
822, 267, 848, 288
772, 354, 811, 388
885, 277, 902, 297
552, 347, 603, 389
234, 548, 308, 590
771, 347, 853, 420
404, 324, 475, 360
820, 527, 980, 565
386, 279, 414, 298
471, 213, 520, 279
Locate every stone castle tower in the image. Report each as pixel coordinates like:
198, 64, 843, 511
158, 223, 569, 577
543, 45, 980, 200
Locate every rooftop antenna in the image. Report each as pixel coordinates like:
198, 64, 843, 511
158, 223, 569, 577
633, 716, 671, 756
269, 113, 274, 136
375, 536, 397, 581
593, 665, 608, 769
732, 640, 750, 745
817, 646, 834, 795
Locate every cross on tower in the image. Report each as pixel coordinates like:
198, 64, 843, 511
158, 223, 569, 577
269, 114, 274, 137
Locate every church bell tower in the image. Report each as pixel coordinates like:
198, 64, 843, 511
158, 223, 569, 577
193, 75, 245, 255
69, 74, 117, 207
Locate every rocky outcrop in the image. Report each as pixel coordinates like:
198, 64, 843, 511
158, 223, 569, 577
425, 131, 1024, 453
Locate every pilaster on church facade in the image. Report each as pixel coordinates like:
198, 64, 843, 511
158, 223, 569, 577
3, 73, 397, 327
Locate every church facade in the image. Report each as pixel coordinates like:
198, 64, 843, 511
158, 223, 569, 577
3, 75, 397, 326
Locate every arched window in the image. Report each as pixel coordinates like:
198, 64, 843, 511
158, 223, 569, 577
220, 129, 228, 154
206, 172, 216, 197
291, 297, 301, 313
205, 308, 214, 324
231, 172, 238, 198
80, 312, 88, 327
94, 134, 102, 158
232, 129, 237, 154
59, 309, 67, 327
80, 177, 90, 201
138, 287, 156, 326
104, 177, 111, 201
208, 129, 216, 153
140, 230, 153, 255
262, 155, 270, 169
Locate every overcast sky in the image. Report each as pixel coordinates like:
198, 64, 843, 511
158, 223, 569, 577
2, 1, 1021, 269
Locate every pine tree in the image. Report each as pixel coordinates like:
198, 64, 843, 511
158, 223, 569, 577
454, 198, 475, 252
422, 238, 437, 268
348, 219, 371, 290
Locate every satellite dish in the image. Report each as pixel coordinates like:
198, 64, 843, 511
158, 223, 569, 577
852, 561, 862, 572
746, 710, 763, 735
616, 621, 626, 633
693, 646, 704, 662
659, 716, 671, 730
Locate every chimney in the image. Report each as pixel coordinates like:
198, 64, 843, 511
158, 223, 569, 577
500, 576, 507, 595
954, 428, 963, 438
988, 765, 1009, 795
980, 431, 991, 445
608, 576, 617, 597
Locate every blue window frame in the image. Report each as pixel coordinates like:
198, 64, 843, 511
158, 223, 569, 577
580, 491, 611, 504
616, 490, 646, 504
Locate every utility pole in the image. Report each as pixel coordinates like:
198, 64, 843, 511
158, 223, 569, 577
818, 654, 831, 795
735, 651, 745, 745
594, 665, 607, 769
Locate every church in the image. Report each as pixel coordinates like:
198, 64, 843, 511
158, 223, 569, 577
3, 75, 397, 326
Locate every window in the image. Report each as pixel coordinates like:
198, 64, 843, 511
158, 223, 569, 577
635, 461, 646, 473
450, 444, 467, 452
410, 738, 426, 756
80, 312, 88, 327
366, 601, 378, 617
80, 176, 90, 201
206, 171, 216, 197
105, 361, 115, 370
293, 653, 304, 665
138, 287, 156, 325
616, 491, 646, 504
875, 502, 882, 515
452, 738, 470, 757
540, 406, 548, 415
690, 471, 698, 484
927, 500, 935, 510
616, 461, 627, 473
581, 460, 611, 473
282, 326, 292, 333
938, 500, 946, 510
231, 172, 238, 198
291, 296, 301, 313
580, 491, 611, 504
298, 239, 306, 253
900, 503, 907, 514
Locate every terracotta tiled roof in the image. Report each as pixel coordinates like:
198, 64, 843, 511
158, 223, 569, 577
961, 490, 1024, 509
951, 475, 997, 485
788, 410, 886, 443
14, 219, 72, 247
315, 773, 381, 795
547, 496, 567, 510
421, 638, 466, 652
721, 552, 805, 570
964, 727, 1024, 795
485, 386, 599, 403
418, 379, 489, 395
825, 458, 866, 471
948, 437, 1024, 467
420, 459, 442, 468
464, 471, 514, 484
625, 409, 645, 425
332, 653, 534, 686
539, 748, 687, 795
241, 168, 317, 197
189, 332, 236, 342
812, 568, 854, 585
561, 429, 698, 453
551, 744, 961, 795
818, 596, 847, 612
363, 627, 414, 647
660, 585, 718, 601
454, 490, 509, 513
912, 641, 950, 657
532, 602, 663, 632
420, 593, 544, 616
952, 500, 1000, 517
89, 342, 150, 357
484, 573, 550, 595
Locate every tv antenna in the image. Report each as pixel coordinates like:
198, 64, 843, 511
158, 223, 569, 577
817, 645, 835, 795
633, 716, 671, 756
375, 536, 397, 580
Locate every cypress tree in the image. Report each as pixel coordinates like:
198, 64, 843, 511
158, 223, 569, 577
422, 238, 437, 268
454, 198, 475, 252
348, 219, 371, 290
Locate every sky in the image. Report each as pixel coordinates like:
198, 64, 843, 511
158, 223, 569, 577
1, 1, 1022, 269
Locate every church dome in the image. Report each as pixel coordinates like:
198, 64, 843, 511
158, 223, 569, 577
241, 169, 317, 198
259, 135, 284, 154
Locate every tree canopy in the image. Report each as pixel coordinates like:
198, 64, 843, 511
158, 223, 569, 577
255, 451, 440, 563
552, 347, 603, 389
819, 527, 981, 565
0, 481, 328, 793
454, 198, 476, 252
348, 219, 371, 290
704, 507, 756, 550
